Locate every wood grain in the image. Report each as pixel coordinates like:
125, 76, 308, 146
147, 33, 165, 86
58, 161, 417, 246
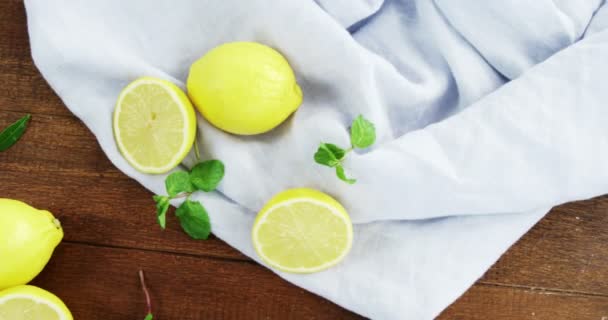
481, 198, 608, 295
1, 0, 608, 318
0, 0, 74, 118
440, 284, 608, 320
0, 110, 121, 177
0, 169, 248, 261
30, 243, 608, 320
31, 243, 364, 320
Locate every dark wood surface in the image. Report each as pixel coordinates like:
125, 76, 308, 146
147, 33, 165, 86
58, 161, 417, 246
1, 1, 607, 319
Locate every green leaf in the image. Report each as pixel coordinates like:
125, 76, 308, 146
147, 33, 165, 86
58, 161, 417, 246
152, 195, 170, 229
0, 114, 31, 152
190, 160, 225, 192
350, 115, 376, 149
144, 313, 153, 320
335, 165, 356, 184
165, 171, 193, 197
314, 143, 345, 167
175, 200, 211, 240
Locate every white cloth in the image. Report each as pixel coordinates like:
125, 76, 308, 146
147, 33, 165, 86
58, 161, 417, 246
25, 0, 608, 318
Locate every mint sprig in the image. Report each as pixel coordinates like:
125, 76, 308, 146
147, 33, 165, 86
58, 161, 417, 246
0, 114, 31, 152
314, 115, 376, 184
152, 159, 224, 239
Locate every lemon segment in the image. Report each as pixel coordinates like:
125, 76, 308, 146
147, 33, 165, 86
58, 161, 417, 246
113, 77, 196, 174
0, 199, 63, 290
252, 188, 353, 273
0, 285, 73, 320
187, 42, 303, 135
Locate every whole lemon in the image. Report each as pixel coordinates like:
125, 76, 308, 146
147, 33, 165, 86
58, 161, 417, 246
187, 42, 303, 135
0, 199, 63, 290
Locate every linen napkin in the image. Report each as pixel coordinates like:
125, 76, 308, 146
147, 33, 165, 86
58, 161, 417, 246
25, 0, 608, 318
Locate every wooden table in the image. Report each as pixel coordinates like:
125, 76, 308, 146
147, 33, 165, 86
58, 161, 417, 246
1, 1, 607, 319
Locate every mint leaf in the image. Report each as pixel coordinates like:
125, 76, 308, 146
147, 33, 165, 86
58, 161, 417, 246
190, 160, 225, 192
314, 143, 345, 167
175, 200, 211, 240
144, 314, 153, 320
314, 115, 376, 184
152, 195, 170, 229
165, 171, 193, 197
350, 115, 376, 149
335, 165, 356, 184
0, 114, 30, 152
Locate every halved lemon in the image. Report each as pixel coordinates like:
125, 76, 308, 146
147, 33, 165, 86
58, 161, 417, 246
0, 285, 73, 320
252, 188, 353, 273
113, 77, 196, 174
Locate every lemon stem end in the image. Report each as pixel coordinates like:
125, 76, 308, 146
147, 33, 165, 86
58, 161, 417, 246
52, 218, 62, 230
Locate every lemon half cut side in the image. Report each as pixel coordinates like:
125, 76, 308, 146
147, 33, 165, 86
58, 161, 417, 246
252, 188, 353, 273
0, 285, 73, 320
113, 77, 196, 174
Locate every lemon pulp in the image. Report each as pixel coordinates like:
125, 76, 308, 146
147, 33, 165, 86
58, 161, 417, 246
252, 188, 353, 273
113, 77, 196, 174
0, 285, 73, 320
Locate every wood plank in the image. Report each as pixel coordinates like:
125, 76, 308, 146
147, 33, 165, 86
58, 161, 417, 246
32, 242, 608, 320
481, 197, 608, 296
31, 242, 364, 320
0, 0, 74, 118
0, 110, 121, 177
439, 284, 608, 320
0, 169, 248, 261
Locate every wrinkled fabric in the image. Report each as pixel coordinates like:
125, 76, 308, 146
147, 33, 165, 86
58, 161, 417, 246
25, 0, 608, 318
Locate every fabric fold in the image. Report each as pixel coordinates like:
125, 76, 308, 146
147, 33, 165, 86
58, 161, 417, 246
435, 0, 602, 79
348, 28, 608, 221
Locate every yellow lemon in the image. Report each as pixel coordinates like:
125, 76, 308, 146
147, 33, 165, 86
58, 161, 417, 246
0, 199, 63, 290
0, 285, 73, 320
252, 188, 353, 273
187, 42, 303, 135
113, 77, 197, 174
